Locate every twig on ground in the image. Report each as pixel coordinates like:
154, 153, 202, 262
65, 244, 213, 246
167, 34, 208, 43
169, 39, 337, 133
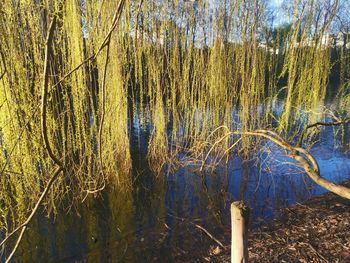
167, 213, 225, 249
193, 223, 226, 249
298, 241, 330, 263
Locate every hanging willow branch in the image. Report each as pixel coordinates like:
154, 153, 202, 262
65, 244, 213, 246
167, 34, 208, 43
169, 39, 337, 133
0, 167, 63, 262
83, 35, 111, 198
94, 0, 125, 59
83, 0, 126, 198
52, 0, 125, 90
41, 17, 63, 168
0, 51, 6, 81
1, 0, 127, 258
1, 17, 61, 263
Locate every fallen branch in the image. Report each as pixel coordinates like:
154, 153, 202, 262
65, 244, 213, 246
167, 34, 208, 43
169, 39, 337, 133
167, 213, 225, 249
243, 129, 350, 200
193, 223, 225, 249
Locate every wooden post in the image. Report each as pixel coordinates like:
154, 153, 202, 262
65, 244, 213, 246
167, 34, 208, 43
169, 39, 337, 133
231, 201, 249, 263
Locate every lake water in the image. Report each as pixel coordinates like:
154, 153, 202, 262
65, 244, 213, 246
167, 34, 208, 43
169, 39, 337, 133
10, 115, 350, 263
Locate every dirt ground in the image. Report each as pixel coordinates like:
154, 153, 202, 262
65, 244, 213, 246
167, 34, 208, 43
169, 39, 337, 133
213, 182, 350, 263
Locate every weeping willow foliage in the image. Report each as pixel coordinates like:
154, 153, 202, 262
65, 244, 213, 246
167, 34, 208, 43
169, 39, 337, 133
278, 0, 336, 130
336, 32, 350, 114
0, 0, 132, 228
0, 0, 347, 230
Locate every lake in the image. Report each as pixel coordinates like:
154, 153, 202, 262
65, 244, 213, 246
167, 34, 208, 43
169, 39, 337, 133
11, 106, 350, 263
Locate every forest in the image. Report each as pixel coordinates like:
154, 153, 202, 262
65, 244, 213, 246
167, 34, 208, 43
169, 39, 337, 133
0, 0, 350, 262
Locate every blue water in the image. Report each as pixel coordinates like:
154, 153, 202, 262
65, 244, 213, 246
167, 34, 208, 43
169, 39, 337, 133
7, 116, 350, 262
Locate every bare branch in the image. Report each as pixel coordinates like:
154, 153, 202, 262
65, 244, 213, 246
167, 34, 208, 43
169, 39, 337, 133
203, 125, 350, 200
297, 118, 349, 147
242, 129, 350, 199
41, 17, 62, 167
0, 167, 62, 249
94, 0, 125, 59
4, 226, 26, 263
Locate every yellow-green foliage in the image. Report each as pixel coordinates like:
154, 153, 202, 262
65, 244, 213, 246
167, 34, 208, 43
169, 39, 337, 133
279, 0, 334, 130
0, 0, 345, 229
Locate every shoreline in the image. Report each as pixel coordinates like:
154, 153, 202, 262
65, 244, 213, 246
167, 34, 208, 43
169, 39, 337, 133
214, 181, 350, 262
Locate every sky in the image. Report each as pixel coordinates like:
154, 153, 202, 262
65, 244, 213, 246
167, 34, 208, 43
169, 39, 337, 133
268, 0, 291, 27
271, 0, 283, 8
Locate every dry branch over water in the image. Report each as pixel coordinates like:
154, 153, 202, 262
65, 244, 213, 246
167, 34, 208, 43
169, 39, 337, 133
196, 119, 350, 199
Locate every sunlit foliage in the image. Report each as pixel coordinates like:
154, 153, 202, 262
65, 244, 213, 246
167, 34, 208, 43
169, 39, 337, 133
0, 0, 348, 231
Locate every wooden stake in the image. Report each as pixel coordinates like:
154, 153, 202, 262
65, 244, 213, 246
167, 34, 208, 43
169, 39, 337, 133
231, 201, 249, 263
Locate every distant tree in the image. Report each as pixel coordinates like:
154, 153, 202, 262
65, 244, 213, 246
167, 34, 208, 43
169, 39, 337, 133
333, 0, 350, 48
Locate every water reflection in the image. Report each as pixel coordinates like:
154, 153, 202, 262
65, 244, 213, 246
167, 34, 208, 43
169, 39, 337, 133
11, 114, 350, 263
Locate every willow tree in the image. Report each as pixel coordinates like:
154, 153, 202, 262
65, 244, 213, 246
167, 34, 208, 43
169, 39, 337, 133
0, 0, 131, 244
0, 0, 349, 260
